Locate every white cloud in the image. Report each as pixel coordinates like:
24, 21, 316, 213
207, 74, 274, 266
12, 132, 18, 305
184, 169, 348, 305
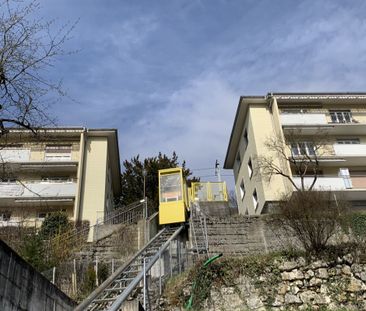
120, 72, 237, 184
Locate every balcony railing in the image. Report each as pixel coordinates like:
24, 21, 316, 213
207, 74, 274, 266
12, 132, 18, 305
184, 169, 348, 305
0, 181, 77, 198
293, 175, 366, 191
293, 176, 346, 190
0, 149, 74, 163
0, 149, 30, 162
280, 113, 327, 126
281, 111, 366, 127
333, 144, 366, 156
190, 182, 228, 202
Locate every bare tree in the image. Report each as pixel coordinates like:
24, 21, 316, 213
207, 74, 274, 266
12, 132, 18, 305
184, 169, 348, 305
255, 130, 330, 191
269, 190, 349, 254
0, 0, 76, 136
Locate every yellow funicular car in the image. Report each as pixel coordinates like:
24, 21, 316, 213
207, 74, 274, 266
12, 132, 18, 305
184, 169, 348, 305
158, 167, 188, 225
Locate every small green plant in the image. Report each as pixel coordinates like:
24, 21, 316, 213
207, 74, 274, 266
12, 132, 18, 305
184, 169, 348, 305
19, 233, 45, 271
82, 265, 97, 294
98, 262, 109, 285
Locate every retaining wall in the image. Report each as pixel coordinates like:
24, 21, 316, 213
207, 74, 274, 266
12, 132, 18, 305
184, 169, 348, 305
0, 239, 76, 311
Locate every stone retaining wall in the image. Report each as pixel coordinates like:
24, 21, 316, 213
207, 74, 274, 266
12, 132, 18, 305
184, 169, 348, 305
206, 215, 291, 255
204, 254, 366, 310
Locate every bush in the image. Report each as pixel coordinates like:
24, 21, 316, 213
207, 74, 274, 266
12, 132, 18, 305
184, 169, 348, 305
348, 213, 366, 242
19, 233, 46, 271
269, 190, 349, 255
39, 212, 71, 239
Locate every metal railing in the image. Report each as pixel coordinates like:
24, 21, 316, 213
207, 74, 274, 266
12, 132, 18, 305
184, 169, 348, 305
46, 200, 145, 258
76, 225, 186, 311
190, 202, 209, 258
108, 226, 184, 311
190, 182, 228, 202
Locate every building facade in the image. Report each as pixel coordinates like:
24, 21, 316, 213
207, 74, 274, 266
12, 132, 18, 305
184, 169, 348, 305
0, 127, 122, 229
224, 93, 366, 215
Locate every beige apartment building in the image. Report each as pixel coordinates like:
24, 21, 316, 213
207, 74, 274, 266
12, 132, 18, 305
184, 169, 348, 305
0, 127, 122, 230
224, 93, 366, 215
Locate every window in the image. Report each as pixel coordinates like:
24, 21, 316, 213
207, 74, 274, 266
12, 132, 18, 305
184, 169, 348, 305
281, 109, 308, 114
41, 177, 73, 183
291, 142, 315, 156
239, 180, 245, 200
159, 173, 182, 202
236, 152, 241, 167
329, 110, 352, 123
0, 212, 11, 221
37, 212, 52, 219
337, 139, 360, 144
243, 130, 248, 150
252, 189, 258, 210
0, 178, 16, 183
45, 145, 72, 161
248, 158, 253, 178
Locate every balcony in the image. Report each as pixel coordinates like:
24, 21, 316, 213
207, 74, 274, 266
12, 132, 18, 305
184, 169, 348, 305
0, 181, 77, 199
333, 144, 366, 156
281, 111, 366, 135
280, 113, 327, 126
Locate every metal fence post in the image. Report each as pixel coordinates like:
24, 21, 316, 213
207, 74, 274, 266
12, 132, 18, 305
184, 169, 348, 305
95, 257, 99, 287
143, 258, 146, 310
159, 252, 162, 295
169, 241, 172, 277
177, 239, 181, 274
52, 267, 56, 284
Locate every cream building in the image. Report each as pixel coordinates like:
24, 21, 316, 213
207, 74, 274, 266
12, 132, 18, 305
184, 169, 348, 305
0, 127, 121, 229
224, 93, 366, 215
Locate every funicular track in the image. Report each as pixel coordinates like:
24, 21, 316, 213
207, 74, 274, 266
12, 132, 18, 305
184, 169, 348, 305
76, 225, 184, 311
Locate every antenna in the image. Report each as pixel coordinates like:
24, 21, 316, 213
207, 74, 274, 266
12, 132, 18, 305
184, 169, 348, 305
215, 160, 221, 182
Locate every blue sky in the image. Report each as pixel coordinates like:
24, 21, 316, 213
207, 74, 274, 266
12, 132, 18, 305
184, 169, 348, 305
36, 0, 366, 185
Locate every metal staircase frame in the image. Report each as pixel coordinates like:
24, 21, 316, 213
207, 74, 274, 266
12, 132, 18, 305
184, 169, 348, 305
190, 201, 209, 257
76, 225, 184, 311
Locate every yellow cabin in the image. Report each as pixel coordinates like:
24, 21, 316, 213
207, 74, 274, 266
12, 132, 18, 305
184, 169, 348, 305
158, 167, 188, 225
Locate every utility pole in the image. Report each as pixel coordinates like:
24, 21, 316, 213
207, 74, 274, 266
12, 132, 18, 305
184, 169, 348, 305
215, 160, 221, 182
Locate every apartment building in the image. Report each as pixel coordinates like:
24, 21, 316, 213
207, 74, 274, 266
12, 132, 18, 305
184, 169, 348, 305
224, 93, 366, 215
0, 127, 122, 230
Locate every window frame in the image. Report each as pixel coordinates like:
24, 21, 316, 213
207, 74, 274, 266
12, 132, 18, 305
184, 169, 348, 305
291, 142, 316, 156
329, 110, 352, 123
239, 180, 245, 200
248, 158, 253, 178
252, 189, 258, 210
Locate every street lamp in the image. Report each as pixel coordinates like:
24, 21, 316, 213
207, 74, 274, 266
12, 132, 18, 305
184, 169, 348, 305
142, 168, 147, 200
142, 168, 148, 243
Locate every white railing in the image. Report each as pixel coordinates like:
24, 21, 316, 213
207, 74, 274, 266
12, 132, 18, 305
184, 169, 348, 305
280, 113, 327, 126
333, 144, 366, 156
0, 182, 76, 198
0, 149, 30, 162
293, 176, 346, 190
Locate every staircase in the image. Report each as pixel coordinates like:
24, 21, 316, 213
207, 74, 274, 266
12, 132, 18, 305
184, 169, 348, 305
190, 202, 209, 257
76, 225, 184, 311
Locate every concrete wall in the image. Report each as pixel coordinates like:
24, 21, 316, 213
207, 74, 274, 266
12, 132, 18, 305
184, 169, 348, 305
0, 239, 76, 311
206, 215, 291, 255
79, 137, 108, 237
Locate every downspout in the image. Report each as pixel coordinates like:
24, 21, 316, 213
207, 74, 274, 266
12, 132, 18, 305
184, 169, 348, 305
74, 127, 87, 224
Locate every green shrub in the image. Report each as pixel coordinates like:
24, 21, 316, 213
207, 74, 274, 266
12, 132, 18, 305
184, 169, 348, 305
39, 212, 71, 239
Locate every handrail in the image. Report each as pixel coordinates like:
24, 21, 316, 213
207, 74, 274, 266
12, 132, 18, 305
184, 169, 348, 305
107, 225, 184, 311
75, 227, 169, 311
293, 175, 366, 178
47, 200, 144, 254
